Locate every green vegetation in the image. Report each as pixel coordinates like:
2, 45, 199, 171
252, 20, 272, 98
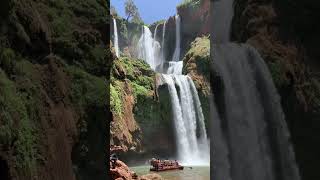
0, 69, 39, 175
177, 0, 201, 9
267, 60, 290, 88
110, 80, 123, 116
183, 36, 210, 79
66, 66, 106, 108
110, 57, 155, 117
125, 0, 143, 23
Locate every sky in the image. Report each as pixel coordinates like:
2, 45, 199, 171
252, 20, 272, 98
111, 0, 182, 24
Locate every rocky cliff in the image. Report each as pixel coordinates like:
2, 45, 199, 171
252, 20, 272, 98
183, 36, 211, 131
149, 0, 210, 63
110, 56, 177, 163
231, 0, 320, 179
0, 0, 109, 179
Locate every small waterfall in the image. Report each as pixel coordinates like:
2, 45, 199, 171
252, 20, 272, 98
167, 61, 183, 75
159, 74, 209, 165
113, 18, 120, 57
171, 15, 181, 62
161, 21, 167, 61
153, 24, 159, 44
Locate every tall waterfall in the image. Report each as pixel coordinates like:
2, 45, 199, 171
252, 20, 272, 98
113, 18, 120, 57
211, 0, 301, 179
161, 21, 167, 61
171, 15, 181, 62
136, 13, 209, 166
137, 26, 161, 70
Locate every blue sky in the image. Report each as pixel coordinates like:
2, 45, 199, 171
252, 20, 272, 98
111, 0, 182, 24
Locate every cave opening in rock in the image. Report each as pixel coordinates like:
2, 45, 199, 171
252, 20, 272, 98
0, 157, 10, 180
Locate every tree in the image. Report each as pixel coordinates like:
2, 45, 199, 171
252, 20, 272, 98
125, 0, 142, 23
110, 5, 117, 17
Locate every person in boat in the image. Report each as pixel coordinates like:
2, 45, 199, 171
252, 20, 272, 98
110, 153, 118, 169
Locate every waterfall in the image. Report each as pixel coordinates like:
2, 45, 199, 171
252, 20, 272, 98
136, 13, 209, 165
113, 18, 120, 57
211, 0, 301, 179
161, 21, 167, 61
171, 14, 181, 62
211, 44, 301, 180
159, 74, 209, 165
166, 61, 183, 75
137, 26, 161, 70
153, 24, 159, 45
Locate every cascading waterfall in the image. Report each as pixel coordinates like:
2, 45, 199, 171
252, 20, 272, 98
211, 0, 301, 179
113, 18, 120, 57
159, 74, 209, 165
136, 13, 209, 166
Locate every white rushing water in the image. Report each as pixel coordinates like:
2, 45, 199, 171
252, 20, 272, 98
136, 13, 209, 166
211, 0, 301, 179
161, 21, 167, 61
159, 74, 209, 166
113, 18, 120, 57
171, 14, 181, 62
137, 26, 161, 70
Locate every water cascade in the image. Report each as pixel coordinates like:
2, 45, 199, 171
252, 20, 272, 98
171, 15, 181, 62
159, 74, 209, 165
161, 21, 167, 61
166, 15, 182, 75
211, 0, 301, 179
137, 26, 161, 70
113, 18, 120, 57
137, 13, 209, 166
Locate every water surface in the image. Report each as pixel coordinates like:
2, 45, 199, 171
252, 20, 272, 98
131, 165, 210, 180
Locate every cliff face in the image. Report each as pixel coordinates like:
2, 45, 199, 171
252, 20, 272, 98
232, 1, 320, 179
183, 36, 211, 130
149, 0, 210, 63
0, 0, 109, 179
110, 57, 176, 163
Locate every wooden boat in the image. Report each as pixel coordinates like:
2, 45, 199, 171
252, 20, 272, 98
149, 158, 184, 172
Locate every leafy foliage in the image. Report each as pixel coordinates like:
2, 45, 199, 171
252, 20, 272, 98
125, 0, 143, 23
177, 0, 201, 9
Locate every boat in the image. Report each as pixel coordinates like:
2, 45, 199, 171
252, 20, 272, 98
149, 158, 184, 172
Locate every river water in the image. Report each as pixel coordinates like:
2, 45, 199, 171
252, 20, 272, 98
131, 166, 210, 180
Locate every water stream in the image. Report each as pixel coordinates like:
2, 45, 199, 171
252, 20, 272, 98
113, 18, 120, 57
